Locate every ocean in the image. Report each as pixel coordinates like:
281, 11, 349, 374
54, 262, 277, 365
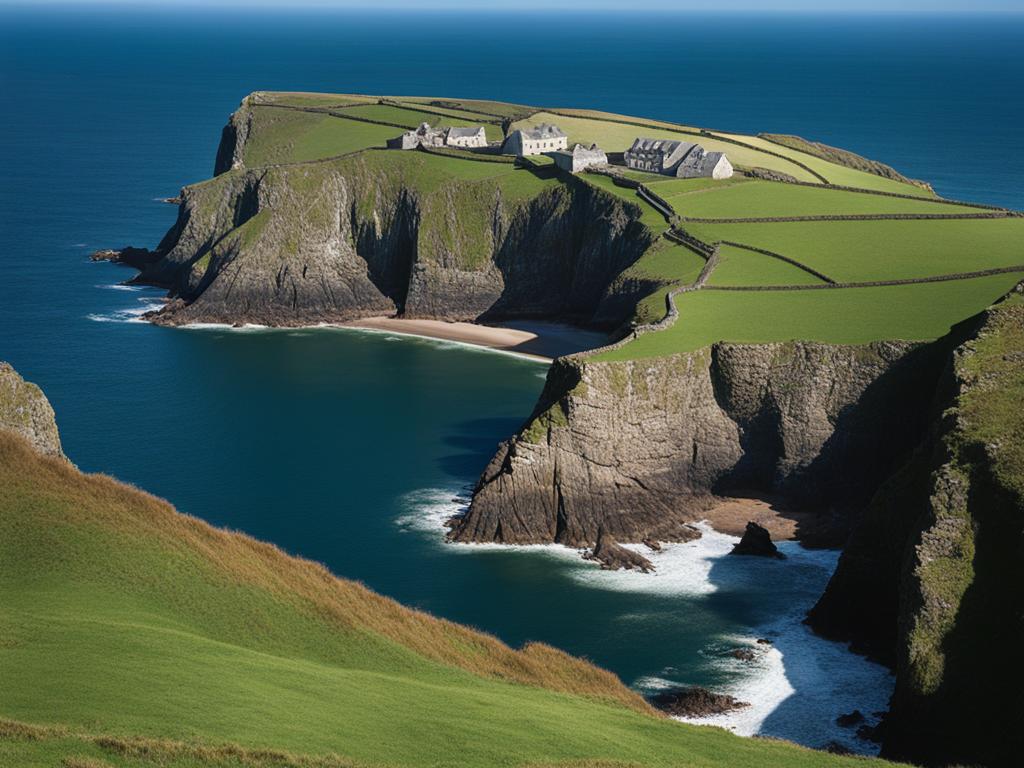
1, 4, 1021, 753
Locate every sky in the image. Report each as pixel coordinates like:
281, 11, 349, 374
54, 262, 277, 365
2, 0, 1022, 11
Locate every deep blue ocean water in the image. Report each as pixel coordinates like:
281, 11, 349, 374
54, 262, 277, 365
1, 5, 1021, 752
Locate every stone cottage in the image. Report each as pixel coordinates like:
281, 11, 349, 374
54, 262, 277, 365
388, 123, 489, 150
444, 126, 488, 148
388, 123, 445, 150
624, 137, 733, 179
503, 123, 568, 156
550, 143, 608, 174
678, 149, 733, 179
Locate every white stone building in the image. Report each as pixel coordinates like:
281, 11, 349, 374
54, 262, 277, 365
624, 137, 733, 179
503, 123, 568, 156
444, 126, 488, 148
550, 143, 608, 174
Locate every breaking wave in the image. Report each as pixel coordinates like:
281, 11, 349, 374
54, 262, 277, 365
397, 486, 893, 754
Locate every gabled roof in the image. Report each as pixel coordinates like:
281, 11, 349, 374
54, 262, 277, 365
627, 137, 696, 156
446, 126, 486, 138
519, 123, 567, 141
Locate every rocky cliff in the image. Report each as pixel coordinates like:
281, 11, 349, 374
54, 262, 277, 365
451, 339, 947, 547
130, 122, 654, 329
0, 362, 64, 458
808, 291, 1024, 767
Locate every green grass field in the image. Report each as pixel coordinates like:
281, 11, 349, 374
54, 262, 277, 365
684, 218, 1024, 282
222, 92, 1022, 363
337, 104, 504, 142
663, 180, 977, 218
241, 108, 397, 166
706, 244, 826, 287
718, 134, 937, 196
0, 432, 894, 768
596, 272, 1024, 361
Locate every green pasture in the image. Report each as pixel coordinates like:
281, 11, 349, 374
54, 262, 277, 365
664, 180, 979, 218
684, 218, 1024, 282
596, 272, 1024, 361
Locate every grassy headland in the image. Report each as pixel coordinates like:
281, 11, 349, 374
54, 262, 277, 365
178, 91, 1024, 362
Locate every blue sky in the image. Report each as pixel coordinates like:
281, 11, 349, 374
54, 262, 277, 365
4, 0, 1023, 10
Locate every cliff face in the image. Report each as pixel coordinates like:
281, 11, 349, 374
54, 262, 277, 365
0, 362, 64, 458
139, 132, 653, 329
451, 339, 944, 547
809, 295, 1024, 767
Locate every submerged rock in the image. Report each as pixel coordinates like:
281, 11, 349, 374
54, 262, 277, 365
730, 648, 757, 662
584, 530, 654, 573
730, 521, 786, 559
836, 710, 865, 727
649, 686, 750, 718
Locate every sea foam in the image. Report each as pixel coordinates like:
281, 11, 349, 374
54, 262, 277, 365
397, 486, 893, 754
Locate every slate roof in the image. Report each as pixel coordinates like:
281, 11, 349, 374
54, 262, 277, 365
519, 123, 567, 141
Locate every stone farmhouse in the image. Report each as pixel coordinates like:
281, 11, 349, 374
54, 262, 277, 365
624, 137, 733, 179
550, 143, 608, 174
503, 123, 568, 156
388, 123, 488, 150
445, 126, 488, 148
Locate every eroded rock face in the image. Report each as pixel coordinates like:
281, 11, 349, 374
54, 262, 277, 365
0, 363, 64, 458
807, 296, 1024, 767
132, 141, 654, 330
452, 339, 943, 548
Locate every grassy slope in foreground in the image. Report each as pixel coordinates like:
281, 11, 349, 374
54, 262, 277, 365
0, 431, 887, 768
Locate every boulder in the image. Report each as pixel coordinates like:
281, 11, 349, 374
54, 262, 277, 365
730, 521, 786, 559
649, 686, 750, 718
584, 530, 654, 573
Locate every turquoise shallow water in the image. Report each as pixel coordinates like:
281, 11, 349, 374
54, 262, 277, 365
1, 5, 1021, 752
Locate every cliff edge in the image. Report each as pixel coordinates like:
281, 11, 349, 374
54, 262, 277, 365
452, 339, 947, 548
0, 362, 63, 459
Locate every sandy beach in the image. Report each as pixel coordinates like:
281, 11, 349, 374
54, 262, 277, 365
342, 317, 609, 361
702, 494, 846, 547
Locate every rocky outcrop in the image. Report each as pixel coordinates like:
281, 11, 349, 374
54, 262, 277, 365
451, 339, 946, 548
135, 147, 654, 330
0, 363, 64, 458
583, 529, 661, 572
807, 292, 1024, 767
649, 686, 750, 718
213, 96, 256, 176
730, 521, 785, 559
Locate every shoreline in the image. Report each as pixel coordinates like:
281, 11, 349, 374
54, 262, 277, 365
340, 317, 568, 362
398, 487, 892, 756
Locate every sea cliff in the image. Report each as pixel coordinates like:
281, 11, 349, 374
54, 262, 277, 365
808, 294, 1024, 766
126, 123, 656, 329
451, 339, 945, 547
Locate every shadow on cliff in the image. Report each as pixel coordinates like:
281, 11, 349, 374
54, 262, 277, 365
436, 416, 525, 480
